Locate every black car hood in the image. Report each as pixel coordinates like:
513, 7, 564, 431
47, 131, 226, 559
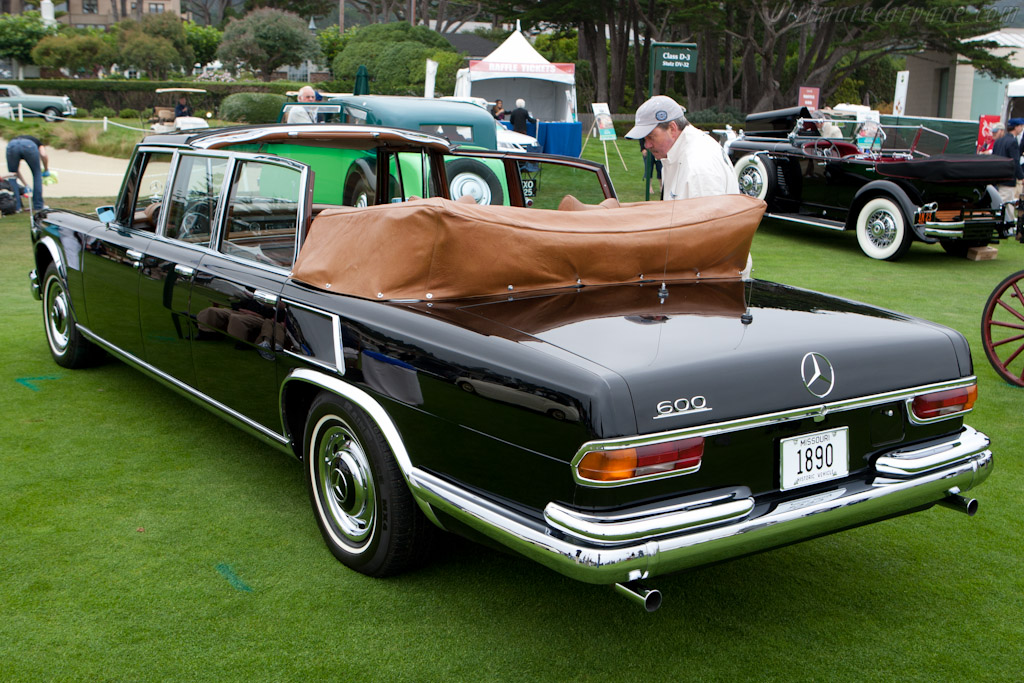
452, 280, 970, 435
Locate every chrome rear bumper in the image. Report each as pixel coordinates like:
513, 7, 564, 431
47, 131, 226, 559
409, 426, 991, 585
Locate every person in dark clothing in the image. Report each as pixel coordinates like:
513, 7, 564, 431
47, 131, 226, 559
993, 120, 1023, 205
6, 134, 50, 212
491, 99, 505, 120
174, 95, 193, 118
508, 98, 536, 134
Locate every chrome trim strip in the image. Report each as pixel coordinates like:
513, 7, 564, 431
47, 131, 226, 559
408, 427, 991, 585
77, 325, 292, 454
280, 368, 441, 526
571, 377, 977, 488
36, 235, 66, 280
765, 212, 845, 231
544, 493, 755, 545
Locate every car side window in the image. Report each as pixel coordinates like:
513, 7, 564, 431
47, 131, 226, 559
164, 155, 227, 246
125, 151, 173, 232
221, 160, 301, 268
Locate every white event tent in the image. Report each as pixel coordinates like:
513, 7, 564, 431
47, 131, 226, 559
454, 29, 577, 122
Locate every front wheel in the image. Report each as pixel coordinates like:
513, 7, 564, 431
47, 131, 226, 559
42, 263, 101, 368
981, 270, 1024, 387
42, 107, 60, 122
305, 391, 432, 576
854, 196, 912, 260
446, 159, 504, 205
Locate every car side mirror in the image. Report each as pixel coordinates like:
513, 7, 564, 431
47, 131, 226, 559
96, 205, 116, 223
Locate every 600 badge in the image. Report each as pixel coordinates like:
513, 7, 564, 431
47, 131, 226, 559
654, 395, 712, 419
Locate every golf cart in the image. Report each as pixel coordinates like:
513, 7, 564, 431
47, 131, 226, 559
150, 87, 210, 133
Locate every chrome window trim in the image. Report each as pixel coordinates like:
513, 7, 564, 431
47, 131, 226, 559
279, 298, 344, 374
572, 377, 977, 488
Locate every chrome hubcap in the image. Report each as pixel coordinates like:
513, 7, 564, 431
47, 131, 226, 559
46, 280, 70, 351
866, 210, 897, 247
739, 166, 763, 197
317, 423, 374, 547
450, 173, 492, 205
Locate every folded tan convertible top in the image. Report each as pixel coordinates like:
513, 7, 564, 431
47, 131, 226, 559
292, 194, 765, 301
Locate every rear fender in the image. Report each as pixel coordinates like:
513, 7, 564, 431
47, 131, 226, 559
850, 180, 931, 242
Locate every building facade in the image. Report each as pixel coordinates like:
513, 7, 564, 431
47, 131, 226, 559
0, 0, 181, 29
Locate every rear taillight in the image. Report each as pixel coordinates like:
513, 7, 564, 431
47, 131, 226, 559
576, 437, 704, 483
911, 384, 977, 420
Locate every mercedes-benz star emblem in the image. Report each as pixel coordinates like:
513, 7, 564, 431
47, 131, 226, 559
800, 352, 835, 398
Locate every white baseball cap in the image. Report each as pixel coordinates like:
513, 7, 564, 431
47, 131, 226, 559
625, 95, 686, 139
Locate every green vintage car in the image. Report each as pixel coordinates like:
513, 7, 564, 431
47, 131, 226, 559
278, 95, 545, 206
0, 83, 76, 122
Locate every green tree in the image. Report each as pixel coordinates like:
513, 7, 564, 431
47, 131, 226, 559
316, 24, 356, 76
31, 34, 117, 77
216, 8, 320, 81
0, 11, 57, 73
184, 20, 223, 67
140, 12, 195, 70
120, 32, 181, 80
331, 21, 454, 88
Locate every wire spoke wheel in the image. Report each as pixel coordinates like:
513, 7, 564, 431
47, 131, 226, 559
981, 270, 1024, 387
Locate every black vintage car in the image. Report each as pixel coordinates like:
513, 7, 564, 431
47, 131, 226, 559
29, 124, 992, 611
727, 106, 1020, 260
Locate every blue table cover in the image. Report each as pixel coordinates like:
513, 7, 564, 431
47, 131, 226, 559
500, 121, 582, 157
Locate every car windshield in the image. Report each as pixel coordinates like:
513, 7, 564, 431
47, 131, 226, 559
796, 117, 949, 156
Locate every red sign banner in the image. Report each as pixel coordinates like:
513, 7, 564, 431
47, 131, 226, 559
469, 60, 575, 76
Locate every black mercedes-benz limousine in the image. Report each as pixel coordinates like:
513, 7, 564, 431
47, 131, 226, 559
28, 125, 991, 611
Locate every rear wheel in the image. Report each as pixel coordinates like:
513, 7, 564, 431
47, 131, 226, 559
981, 270, 1024, 387
734, 154, 775, 202
305, 391, 432, 576
854, 196, 912, 260
42, 263, 101, 368
446, 159, 503, 205
347, 175, 373, 208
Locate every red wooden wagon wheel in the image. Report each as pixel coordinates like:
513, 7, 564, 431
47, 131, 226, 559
982, 270, 1024, 387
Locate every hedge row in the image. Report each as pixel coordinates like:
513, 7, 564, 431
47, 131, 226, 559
11, 79, 302, 114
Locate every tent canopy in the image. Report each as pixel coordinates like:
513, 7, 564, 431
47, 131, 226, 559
455, 30, 577, 122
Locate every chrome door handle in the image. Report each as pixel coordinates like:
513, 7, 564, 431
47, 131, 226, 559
254, 290, 278, 306
126, 249, 143, 269
174, 264, 195, 277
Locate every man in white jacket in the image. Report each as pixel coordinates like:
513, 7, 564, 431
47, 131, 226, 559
626, 95, 739, 200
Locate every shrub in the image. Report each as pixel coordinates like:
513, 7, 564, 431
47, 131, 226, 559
92, 106, 117, 118
219, 92, 286, 123
119, 108, 140, 119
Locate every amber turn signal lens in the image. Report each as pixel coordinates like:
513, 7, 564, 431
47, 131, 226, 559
912, 384, 977, 420
577, 437, 705, 482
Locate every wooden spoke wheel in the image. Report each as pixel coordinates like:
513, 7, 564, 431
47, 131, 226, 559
981, 270, 1024, 387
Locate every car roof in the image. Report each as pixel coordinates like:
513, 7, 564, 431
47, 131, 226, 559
326, 95, 496, 127
139, 123, 460, 153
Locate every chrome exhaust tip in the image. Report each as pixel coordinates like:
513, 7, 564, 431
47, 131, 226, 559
938, 493, 978, 517
614, 581, 662, 612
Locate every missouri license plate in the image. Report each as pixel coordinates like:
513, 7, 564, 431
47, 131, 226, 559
780, 427, 849, 491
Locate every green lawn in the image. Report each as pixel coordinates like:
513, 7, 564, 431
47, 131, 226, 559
2, 185, 1023, 680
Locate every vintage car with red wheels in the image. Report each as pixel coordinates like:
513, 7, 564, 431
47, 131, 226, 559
727, 106, 1019, 260
29, 124, 993, 611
